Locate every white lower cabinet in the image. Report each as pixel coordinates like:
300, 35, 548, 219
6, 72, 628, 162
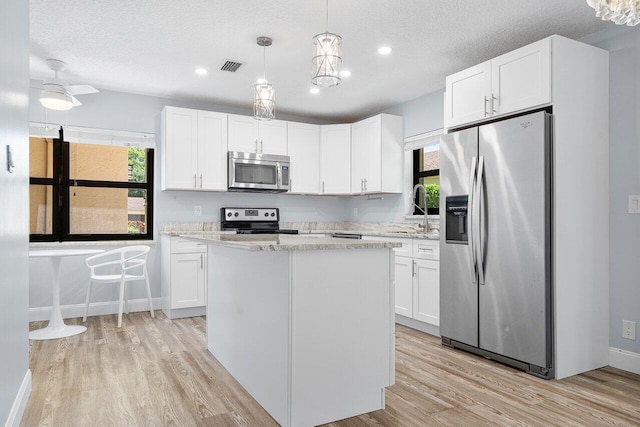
363, 236, 440, 327
413, 258, 440, 326
394, 255, 413, 317
161, 235, 207, 319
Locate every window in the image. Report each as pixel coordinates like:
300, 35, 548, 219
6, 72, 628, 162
29, 125, 154, 242
411, 138, 440, 216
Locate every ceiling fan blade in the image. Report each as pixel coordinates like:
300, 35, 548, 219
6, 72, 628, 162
71, 96, 82, 107
65, 84, 99, 96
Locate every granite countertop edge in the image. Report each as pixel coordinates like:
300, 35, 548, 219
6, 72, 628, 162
160, 229, 439, 240
181, 235, 403, 252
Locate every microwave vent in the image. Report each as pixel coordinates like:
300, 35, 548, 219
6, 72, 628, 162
220, 60, 245, 73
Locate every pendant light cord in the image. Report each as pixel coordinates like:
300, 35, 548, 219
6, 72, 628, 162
326, 0, 329, 32
263, 44, 266, 82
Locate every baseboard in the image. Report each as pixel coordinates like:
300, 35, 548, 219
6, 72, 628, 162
609, 347, 640, 375
4, 369, 31, 427
395, 314, 440, 337
29, 297, 161, 322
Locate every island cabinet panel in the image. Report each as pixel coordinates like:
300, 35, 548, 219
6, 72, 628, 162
207, 244, 394, 427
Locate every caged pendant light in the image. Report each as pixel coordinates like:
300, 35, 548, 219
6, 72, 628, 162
254, 36, 276, 121
312, 0, 343, 87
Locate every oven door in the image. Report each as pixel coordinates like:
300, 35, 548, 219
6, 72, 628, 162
228, 157, 281, 191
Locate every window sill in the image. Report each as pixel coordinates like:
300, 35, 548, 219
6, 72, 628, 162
404, 215, 440, 221
30, 239, 157, 248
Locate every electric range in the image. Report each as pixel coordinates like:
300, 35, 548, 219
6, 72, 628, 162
220, 207, 299, 235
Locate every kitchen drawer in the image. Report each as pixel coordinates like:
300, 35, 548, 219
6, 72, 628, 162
413, 239, 439, 261
362, 236, 413, 257
171, 236, 207, 254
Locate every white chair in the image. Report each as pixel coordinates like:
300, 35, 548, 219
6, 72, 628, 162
83, 245, 154, 327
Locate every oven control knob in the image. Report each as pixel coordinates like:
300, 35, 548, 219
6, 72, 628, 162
234, 212, 239, 217
271, 213, 275, 217
227, 212, 232, 217
264, 212, 269, 217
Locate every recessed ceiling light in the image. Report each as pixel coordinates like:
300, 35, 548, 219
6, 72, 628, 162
377, 46, 392, 55
195, 67, 208, 76
340, 70, 351, 78
310, 87, 320, 95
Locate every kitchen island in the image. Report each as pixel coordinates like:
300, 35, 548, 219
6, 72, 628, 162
185, 234, 399, 427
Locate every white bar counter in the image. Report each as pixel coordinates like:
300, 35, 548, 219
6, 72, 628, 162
185, 234, 399, 426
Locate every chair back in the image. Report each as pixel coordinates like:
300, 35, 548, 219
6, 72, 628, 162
86, 245, 151, 275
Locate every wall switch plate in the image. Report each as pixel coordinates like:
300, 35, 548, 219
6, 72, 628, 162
194, 205, 202, 217
622, 320, 636, 340
629, 195, 640, 214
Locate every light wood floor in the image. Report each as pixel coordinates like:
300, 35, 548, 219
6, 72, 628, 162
23, 312, 640, 426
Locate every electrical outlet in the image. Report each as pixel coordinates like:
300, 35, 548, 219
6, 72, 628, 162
194, 205, 202, 217
629, 196, 640, 214
622, 320, 636, 340
353, 208, 358, 217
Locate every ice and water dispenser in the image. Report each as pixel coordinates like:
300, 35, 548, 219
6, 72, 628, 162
445, 195, 468, 244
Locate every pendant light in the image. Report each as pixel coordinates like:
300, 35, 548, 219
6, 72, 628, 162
312, 0, 343, 87
586, 0, 640, 26
253, 36, 275, 121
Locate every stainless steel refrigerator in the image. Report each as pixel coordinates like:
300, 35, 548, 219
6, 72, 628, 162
439, 111, 553, 379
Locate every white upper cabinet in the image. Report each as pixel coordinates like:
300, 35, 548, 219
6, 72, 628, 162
161, 106, 227, 191
320, 124, 351, 195
228, 114, 288, 155
287, 122, 321, 194
491, 38, 551, 117
445, 37, 551, 129
350, 114, 403, 194
444, 62, 492, 129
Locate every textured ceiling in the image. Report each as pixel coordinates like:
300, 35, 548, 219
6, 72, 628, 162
29, 0, 609, 122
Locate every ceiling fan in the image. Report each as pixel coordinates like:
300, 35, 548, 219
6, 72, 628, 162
39, 59, 99, 111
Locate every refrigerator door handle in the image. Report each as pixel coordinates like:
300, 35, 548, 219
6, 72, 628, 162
468, 156, 478, 284
476, 155, 486, 285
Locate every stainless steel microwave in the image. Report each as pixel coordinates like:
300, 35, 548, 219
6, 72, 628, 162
228, 151, 290, 193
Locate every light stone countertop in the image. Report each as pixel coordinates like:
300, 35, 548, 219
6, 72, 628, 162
180, 233, 402, 252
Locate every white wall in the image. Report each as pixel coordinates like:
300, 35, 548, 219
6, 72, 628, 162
28, 87, 347, 311
582, 26, 640, 355
0, 0, 30, 422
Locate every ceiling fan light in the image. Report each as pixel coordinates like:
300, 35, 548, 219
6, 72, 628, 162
40, 89, 73, 111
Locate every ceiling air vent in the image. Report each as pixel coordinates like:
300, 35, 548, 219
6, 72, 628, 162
219, 60, 244, 73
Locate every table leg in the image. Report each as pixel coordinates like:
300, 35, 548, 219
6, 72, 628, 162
29, 257, 87, 340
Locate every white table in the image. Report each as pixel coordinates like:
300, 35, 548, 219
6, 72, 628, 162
29, 248, 104, 340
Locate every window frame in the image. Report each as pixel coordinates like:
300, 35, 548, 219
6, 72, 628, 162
29, 126, 155, 242
412, 148, 440, 216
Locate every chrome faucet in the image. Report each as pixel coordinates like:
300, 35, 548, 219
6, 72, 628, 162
412, 183, 430, 232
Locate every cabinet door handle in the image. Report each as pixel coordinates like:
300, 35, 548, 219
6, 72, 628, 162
484, 96, 490, 117
360, 178, 364, 192
412, 260, 416, 277
322, 180, 325, 194
260, 139, 264, 153
200, 254, 203, 269
194, 174, 197, 188
492, 94, 498, 114
418, 246, 434, 252
199, 174, 203, 188
364, 178, 367, 191
255, 139, 259, 152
